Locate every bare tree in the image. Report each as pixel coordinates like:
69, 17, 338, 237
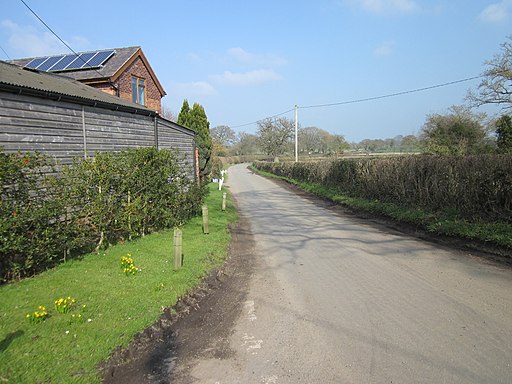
467, 36, 512, 111
211, 125, 237, 147
299, 127, 350, 154
326, 134, 350, 154
256, 117, 294, 159
235, 132, 260, 155
160, 104, 177, 122
299, 127, 323, 154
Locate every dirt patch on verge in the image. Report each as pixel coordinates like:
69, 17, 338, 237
100, 213, 256, 383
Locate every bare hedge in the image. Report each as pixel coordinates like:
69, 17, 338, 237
218, 155, 273, 167
254, 155, 512, 222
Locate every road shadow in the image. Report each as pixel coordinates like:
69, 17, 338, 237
250, 167, 512, 267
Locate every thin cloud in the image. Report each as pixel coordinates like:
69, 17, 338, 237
1, 19, 90, 57
228, 47, 287, 66
346, 0, 419, 14
478, 0, 512, 23
374, 40, 396, 57
174, 81, 217, 97
210, 69, 282, 86
228, 47, 255, 63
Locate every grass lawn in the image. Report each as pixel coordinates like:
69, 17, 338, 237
0, 183, 237, 383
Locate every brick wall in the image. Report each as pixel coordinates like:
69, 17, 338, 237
92, 83, 117, 96
116, 57, 162, 113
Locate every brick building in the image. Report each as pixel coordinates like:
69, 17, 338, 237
0, 60, 196, 177
8, 47, 166, 113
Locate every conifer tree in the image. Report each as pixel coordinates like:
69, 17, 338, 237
189, 103, 212, 182
177, 99, 191, 127
177, 99, 212, 182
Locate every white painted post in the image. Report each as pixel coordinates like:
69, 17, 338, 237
294, 104, 298, 162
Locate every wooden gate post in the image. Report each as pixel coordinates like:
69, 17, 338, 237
202, 205, 209, 234
173, 228, 183, 269
222, 192, 227, 211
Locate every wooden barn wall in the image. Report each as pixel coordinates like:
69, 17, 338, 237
83, 107, 155, 156
157, 118, 196, 175
0, 93, 84, 163
0, 92, 195, 178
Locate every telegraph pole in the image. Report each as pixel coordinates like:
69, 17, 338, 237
294, 105, 298, 162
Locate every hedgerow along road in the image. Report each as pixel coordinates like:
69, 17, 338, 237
175, 163, 512, 383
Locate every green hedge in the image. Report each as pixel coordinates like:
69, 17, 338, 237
1, 151, 68, 282
1, 147, 204, 282
254, 155, 512, 223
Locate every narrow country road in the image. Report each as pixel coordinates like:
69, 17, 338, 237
173, 164, 512, 383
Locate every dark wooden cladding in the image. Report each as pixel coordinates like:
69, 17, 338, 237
0, 92, 196, 177
157, 118, 196, 173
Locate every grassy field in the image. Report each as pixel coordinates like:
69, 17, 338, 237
251, 166, 512, 249
0, 183, 237, 383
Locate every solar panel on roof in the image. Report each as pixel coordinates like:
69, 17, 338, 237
23, 49, 116, 72
49, 54, 78, 71
25, 57, 48, 69
37, 55, 65, 71
83, 50, 115, 68
66, 52, 96, 70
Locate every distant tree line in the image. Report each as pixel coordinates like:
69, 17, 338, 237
171, 36, 511, 165
211, 120, 352, 158
209, 36, 511, 159
210, 109, 510, 158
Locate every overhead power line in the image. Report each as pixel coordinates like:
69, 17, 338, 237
0, 45, 11, 60
20, 0, 80, 57
229, 74, 485, 128
19, 0, 108, 81
299, 75, 485, 109
231, 107, 295, 128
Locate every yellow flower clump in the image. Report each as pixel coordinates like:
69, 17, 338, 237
54, 296, 76, 314
120, 254, 141, 276
26, 306, 49, 324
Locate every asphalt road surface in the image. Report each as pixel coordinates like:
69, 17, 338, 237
174, 164, 512, 384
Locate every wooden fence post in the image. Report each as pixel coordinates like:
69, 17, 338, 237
222, 192, 227, 211
173, 228, 183, 269
202, 205, 209, 234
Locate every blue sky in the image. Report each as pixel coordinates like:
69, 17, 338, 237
1, 1, 510, 142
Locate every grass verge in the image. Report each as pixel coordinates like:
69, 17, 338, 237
251, 166, 512, 249
0, 183, 237, 383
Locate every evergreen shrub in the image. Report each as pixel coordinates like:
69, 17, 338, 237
0, 147, 204, 282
